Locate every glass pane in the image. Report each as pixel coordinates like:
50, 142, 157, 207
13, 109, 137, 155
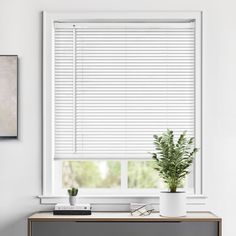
62, 161, 121, 188
128, 161, 160, 188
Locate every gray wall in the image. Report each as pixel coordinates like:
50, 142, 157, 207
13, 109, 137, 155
0, 0, 235, 235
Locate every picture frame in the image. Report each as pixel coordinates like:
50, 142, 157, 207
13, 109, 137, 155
0, 55, 18, 138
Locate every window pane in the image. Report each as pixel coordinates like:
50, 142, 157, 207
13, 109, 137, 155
62, 161, 121, 188
128, 161, 160, 188
128, 160, 194, 191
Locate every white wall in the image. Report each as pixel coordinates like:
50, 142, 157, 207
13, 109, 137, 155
0, 0, 235, 235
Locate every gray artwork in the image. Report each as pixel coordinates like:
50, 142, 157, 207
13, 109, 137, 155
0, 55, 18, 137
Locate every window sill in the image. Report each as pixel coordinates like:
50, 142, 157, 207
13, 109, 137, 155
38, 195, 207, 211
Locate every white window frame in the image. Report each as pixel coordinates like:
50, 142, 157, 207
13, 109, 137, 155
41, 11, 205, 208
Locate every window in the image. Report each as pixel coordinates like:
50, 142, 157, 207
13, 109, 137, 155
43, 12, 202, 198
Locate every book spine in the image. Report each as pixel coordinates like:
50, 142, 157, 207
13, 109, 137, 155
53, 210, 92, 215
55, 206, 90, 210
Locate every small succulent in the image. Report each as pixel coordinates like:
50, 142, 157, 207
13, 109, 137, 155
67, 187, 78, 196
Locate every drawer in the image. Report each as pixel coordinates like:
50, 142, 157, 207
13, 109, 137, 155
32, 221, 218, 236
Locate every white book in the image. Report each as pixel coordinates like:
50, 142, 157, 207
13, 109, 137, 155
55, 203, 91, 211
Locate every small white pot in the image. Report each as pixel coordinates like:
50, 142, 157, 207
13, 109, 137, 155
69, 196, 77, 206
159, 191, 186, 217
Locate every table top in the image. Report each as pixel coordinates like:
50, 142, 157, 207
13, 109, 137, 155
29, 211, 221, 222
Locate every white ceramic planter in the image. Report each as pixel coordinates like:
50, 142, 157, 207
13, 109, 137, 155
69, 196, 77, 206
159, 191, 186, 217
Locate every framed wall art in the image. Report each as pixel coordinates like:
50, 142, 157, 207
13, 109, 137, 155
0, 55, 18, 138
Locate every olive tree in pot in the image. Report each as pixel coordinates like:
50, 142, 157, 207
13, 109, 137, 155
68, 187, 78, 206
151, 129, 198, 217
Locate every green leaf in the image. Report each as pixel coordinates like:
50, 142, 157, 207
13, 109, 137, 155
150, 129, 198, 192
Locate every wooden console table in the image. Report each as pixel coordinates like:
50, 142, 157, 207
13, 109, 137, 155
28, 211, 221, 236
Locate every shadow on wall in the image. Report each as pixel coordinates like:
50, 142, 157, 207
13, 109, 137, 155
0, 216, 28, 236
0, 200, 51, 236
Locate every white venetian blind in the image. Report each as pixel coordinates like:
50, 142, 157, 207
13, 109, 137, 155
54, 22, 195, 159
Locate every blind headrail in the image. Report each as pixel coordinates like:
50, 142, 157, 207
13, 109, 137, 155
54, 21, 195, 29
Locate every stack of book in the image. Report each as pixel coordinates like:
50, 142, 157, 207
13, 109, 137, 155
53, 203, 92, 215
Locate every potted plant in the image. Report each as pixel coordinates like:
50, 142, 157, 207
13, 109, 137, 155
68, 187, 78, 206
151, 129, 198, 217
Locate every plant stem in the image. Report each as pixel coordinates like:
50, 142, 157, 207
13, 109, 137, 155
169, 181, 178, 192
